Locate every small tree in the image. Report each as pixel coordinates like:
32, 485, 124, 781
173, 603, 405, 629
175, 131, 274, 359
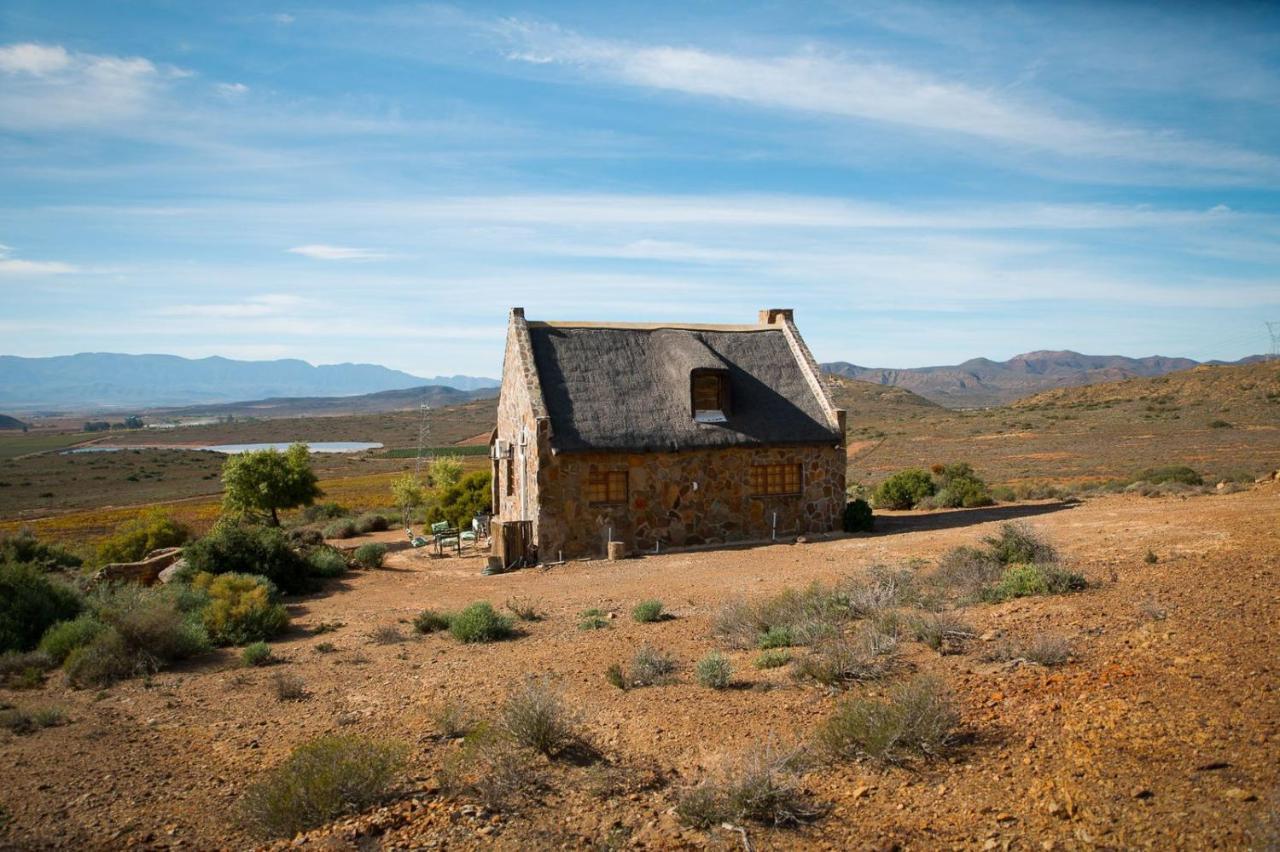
221, 443, 322, 526
390, 473, 425, 528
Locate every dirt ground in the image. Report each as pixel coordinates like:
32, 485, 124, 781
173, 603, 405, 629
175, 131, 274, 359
2, 485, 1278, 850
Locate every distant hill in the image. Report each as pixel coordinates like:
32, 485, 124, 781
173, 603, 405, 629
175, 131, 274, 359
821, 351, 1265, 408
0, 414, 26, 430
0, 353, 498, 409
148, 384, 497, 419
1012, 360, 1280, 415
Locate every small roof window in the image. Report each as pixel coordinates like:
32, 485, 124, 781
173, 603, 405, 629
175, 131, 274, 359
691, 369, 730, 423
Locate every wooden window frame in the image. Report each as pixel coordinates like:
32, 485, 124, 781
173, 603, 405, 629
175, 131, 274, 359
749, 463, 803, 497
690, 368, 730, 418
505, 455, 515, 497
587, 469, 628, 506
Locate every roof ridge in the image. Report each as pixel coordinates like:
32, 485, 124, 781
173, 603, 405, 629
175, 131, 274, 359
528, 321, 772, 331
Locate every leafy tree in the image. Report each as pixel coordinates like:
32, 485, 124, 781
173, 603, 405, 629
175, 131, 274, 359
390, 473, 425, 527
428, 471, 492, 530
221, 443, 322, 526
428, 456, 464, 490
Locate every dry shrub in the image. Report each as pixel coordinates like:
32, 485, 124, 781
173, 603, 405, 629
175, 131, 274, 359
629, 645, 677, 687
816, 675, 957, 763
431, 698, 475, 739
271, 671, 307, 702
791, 627, 898, 687
500, 677, 582, 757
983, 633, 1072, 667
504, 597, 543, 622
369, 625, 403, 645
0, 705, 65, 735
909, 612, 976, 654
438, 726, 541, 812
675, 745, 820, 829
239, 734, 406, 838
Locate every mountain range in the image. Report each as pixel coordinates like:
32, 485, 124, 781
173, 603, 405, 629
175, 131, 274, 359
820, 350, 1268, 408
0, 353, 498, 410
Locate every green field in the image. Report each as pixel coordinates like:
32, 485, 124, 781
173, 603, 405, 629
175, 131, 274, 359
0, 431, 97, 460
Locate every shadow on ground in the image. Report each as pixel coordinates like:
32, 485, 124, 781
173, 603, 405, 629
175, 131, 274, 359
874, 501, 1077, 535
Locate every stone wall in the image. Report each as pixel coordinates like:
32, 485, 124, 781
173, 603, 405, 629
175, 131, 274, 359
536, 443, 845, 559
492, 309, 550, 541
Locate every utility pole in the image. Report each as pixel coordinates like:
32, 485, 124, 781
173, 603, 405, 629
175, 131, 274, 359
414, 402, 433, 479
1268, 322, 1280, 361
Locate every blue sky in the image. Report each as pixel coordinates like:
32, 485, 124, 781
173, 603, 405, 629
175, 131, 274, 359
1, 1, 1278, 376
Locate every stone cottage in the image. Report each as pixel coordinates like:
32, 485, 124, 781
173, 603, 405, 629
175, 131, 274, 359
490, 308, 846, 560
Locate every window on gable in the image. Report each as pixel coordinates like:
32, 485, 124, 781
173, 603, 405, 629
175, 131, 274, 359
691, 369, 729, 423
749, 463, 802, 496
587, 470, 628, 505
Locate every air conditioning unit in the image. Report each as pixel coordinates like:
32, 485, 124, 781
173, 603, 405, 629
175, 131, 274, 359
491, 439, 509, 460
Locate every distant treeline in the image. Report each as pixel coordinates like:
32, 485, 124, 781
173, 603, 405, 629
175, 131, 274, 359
83, 416, 143, 432
379, 445, 489, 458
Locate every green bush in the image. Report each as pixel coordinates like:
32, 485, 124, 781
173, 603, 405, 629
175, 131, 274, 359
413, 609, 451, 634
0, 562, 82, 653
0, 530, 82, 570
982, 522, 1057, 565
354, 512, 390, 534
1133, 465, 1203, 486
757, 626, 794, 649
37, 615, 104, 664
872, 469, 935, 510
322, 519, 358, 540
194, 572, 289, 646
754, 649, 791, 669
239, 735, 406, 839
817, 675, 957, 763
301, 503, 348, 523
631, 599, 665, 623
352, 543, 387, 569
242, 641, 273, 666
184, 522, 314, 594
307, 546, 347, 578
63, 583, 210, 687
842, 499, 874, 532
928, 463, 994, 509
95, 508, 191, 564
578, 608, 610, 630
983, 564, 1087, 602
695, 652, 732, 689
449, 602, 514, 644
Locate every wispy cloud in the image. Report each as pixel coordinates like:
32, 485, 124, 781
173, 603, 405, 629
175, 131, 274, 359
496, 21, 1280, 180
0, 243, 79, 275
152, 293, 305, 318
286, 244, 389, 260
0, 42, 186, 131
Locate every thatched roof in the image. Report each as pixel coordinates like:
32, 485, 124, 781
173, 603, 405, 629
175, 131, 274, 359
526, 322, 841, 453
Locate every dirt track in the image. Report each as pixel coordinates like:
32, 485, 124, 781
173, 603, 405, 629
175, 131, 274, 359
2, 486, 1278, 850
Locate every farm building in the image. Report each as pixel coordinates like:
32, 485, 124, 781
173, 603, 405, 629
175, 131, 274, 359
490, 308, 847, 561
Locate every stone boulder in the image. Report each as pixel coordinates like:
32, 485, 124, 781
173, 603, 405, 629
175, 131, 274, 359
93, 547, 184, 586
